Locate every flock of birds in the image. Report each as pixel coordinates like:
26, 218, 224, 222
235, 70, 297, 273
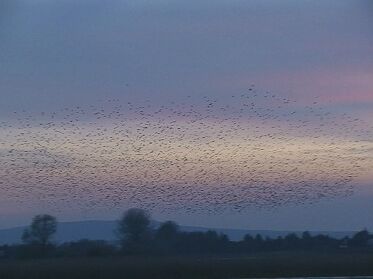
1, 88, 372, 214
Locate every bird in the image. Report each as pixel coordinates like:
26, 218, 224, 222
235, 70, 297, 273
0, 88, 372, 216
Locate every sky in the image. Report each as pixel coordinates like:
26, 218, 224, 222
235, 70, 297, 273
0, 0, 372, 231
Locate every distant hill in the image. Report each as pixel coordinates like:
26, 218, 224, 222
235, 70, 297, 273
0, 220, 356, 245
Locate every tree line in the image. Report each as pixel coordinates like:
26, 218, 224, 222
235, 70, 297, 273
0, 208, 372, 259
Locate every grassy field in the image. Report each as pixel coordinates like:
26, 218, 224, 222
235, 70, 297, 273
0, 251, 373, 279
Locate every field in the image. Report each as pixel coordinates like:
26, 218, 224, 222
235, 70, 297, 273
0, 251, 373, 279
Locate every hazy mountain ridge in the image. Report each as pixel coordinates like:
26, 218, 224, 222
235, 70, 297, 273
0, 220, 356, 245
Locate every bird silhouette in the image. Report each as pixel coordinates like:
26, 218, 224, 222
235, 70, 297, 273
0, 87, 372, 215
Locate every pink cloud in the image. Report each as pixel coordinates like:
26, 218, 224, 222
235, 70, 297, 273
252, 68, 373, 104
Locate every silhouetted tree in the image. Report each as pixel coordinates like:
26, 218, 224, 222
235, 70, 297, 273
302, 231, 311, 240
156, 221, 179, 240
350, 229, 371, 247
117, 208, 152, 254
0, 208, 370, 260
21, 214, 57, 257
301, 231, 312, 248
57, 240, 116, 258
284, 233, 300, 249
155, 221, 180, 254
22, 214, 57, 247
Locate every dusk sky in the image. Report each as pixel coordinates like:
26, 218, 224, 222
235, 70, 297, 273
0, 0, 372, 231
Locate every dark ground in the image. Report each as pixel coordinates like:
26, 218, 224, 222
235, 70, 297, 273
1, 251, 373, 279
